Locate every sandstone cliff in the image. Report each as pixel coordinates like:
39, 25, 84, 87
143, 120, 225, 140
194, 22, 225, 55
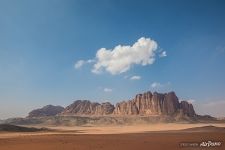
114, 91, 195, 117
95, 102, 115, 115
60, 91, 195, 117
179, 101, 195, 117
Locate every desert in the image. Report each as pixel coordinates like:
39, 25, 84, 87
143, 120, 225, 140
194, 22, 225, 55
1, 91, 225, 150
1, 1, 225, 149
0, 123, 225, 150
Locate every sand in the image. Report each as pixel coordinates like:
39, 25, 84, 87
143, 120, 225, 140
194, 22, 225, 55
47, 123, 225, 134
0, 123, 225, 150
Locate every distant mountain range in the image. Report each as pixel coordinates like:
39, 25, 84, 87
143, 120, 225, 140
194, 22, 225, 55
58, 91, 195, 117
2, 91, 221, 126
27, 91, 195, 118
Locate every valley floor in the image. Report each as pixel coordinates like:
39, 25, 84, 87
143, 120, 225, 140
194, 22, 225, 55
0, 123, 225, 150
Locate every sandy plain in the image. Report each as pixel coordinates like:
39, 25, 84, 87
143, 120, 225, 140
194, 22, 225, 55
0, 123, 225, 150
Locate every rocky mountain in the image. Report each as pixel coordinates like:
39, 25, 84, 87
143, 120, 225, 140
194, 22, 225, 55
179, 101, 195, 117
113, 91, 195, 117
3, 91, 220, 126
60, 91, 195, 117
28, 105, 64, 118
95, 102, 115, 115
60, 100, 114, 115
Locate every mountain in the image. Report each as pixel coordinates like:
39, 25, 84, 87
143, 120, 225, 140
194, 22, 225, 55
60, 91, 195, 117
114, 91, 195, 117
95, 102, 115, 115
60, 100, 114, 115
3, 91, 221, 126
28, 105, 64, 118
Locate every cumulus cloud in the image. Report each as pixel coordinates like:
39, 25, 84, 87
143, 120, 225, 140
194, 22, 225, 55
103, 88, 112, 92
130, 75, 141, 80
74, 59, 95, 69
159, 51, 167, 57
92, 37, 158, 75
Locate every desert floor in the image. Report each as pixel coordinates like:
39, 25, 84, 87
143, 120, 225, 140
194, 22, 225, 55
0, 123, 225, 150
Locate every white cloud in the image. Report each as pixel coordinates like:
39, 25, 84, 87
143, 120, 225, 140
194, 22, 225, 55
103, 88, 112, 92
159, 51, 167, 57
74, 60, 85, 69
130, 75, 141, 80
74, 59, 95, 69
92, 37, 158, 75
151, 82, 162, 88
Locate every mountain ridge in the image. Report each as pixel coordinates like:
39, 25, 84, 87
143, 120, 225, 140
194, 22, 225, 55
59, 91, 195, 117
27, 91, 196, 119
3, 90, 221, 126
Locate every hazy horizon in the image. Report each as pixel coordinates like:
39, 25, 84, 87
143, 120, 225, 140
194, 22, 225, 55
0, 0, 225, 119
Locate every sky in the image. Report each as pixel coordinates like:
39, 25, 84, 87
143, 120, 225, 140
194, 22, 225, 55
0, 0, 225, 119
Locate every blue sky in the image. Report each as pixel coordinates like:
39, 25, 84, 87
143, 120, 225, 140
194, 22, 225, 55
0, 0, 225, 119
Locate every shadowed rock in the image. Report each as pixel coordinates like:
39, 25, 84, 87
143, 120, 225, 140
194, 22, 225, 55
28, 105, 64, 118
180, 101, 195, 117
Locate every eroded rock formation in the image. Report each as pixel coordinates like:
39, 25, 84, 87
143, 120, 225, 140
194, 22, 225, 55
60, 100, 115, 115
28, 105, 64, 118
95, 102, 115, 115
59, 91, 196, 117
113, 91, 195, 117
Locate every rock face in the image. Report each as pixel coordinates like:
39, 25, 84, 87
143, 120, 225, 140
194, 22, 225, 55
162, 92, 180, 115
113, 91, 195, 117
114, 100, 139, 115
179, 101, 195, 117
95, 102, 115, 115
28, 105, 64, 118
60, 100, 99, 115
60, 100, 114, 115
60, 91, 196, 117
